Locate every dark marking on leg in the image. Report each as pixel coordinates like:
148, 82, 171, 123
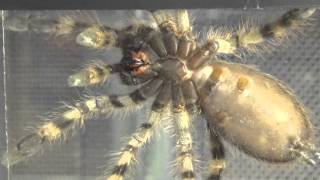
209, 131, 225, 159
206, 126, 226, 180
111, 164, 128, 175
140, 122, 152, 129
280, 8, 300, 27
138, 78, 163, 98
55, 120, 73, 130
124, 144, 138, 153
182, 80, 198, 113
130, 78, 163, 103
149, 34, 167, 57
129, 90, 146, 103
182, 171, 195, 179
261, 8, 313, 39
152, 81, 171, 111
140, 27, 168, 57
109, 95, 125, 108
163, 31, 178, 55
172, 83, 185, 112
179, 150, 193, 157
207, 174, 220, 180
234, 34, 240, 48
260, 24, 275, 38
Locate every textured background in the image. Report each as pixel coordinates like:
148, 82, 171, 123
0, 8, 320, 180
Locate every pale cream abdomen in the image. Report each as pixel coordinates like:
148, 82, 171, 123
199, 61, 313, 162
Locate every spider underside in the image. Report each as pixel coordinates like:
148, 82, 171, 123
2, 8, 320, 180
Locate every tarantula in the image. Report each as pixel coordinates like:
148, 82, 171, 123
2, 9, 320, 180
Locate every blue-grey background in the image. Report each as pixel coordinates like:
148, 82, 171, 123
1, 0, 320, 10
0, 8, 320, 180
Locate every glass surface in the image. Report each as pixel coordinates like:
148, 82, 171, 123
0, 9, 320, 180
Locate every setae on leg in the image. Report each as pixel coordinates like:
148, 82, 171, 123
1, 78, 162, 167
205, 8, 318, 55
206, 128, 225, 180
1, 94, 135, 167
174, 108, 196, 180
106, 110, 163, 180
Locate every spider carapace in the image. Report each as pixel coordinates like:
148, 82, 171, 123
2, 8, 320, 180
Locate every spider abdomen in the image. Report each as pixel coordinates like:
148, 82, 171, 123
200, 61, 314, 162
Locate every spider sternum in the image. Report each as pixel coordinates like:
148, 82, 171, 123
158, 57, 193, 82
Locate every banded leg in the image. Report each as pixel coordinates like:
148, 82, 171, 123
4, 14, 77, 35
206, 8, 318, 55
1, 95, 134, 167
207, 129, 225, 180
107, 110, 163, 180
174, 109, 196, 180
4, 13, 119, 49
2, 78, 162, 167
108, 80, 170, 180
68, 61, 122, 87
68, 52, 159, 88
151, 9, 192, 36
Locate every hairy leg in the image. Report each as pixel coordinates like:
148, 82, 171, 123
2, 78, 163, 167
206, 8, 318, 55
68, 61, 121, 87
207, 129, 225, 180
174, 109, 196, 180
106, 109, 164, 180
181, 80, 199, 114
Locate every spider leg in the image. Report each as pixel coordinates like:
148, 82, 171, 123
1, 95, 134, 167
4, 13, 121, 49
289, 137, 320, 165
172, 82, 185, 112
107, 81, 170, 180
4, 14, 77, 35
172, 81, 200, 180
187, 40, 217, 70
174, 108, 196, 180
152, 81, 172, 111
68, 61, 122, 87
170, 82, 196, 179
150, 10, 177, 32
177, 34, 195, 60
162, 28, 179, 56
2, 78, 163, 167
206, 8, 318, 55
139, 27, 168, 58
181, 80, 199, 114
106, 110, 163, 180
149, 9, 196, 57
206, 128, 225, 180
151, 10, 192, 33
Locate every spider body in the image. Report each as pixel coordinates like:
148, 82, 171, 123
2, 8, 320, 180
200, 61, 313, 163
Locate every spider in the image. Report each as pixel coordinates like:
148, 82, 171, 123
1, 8, 320, 180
